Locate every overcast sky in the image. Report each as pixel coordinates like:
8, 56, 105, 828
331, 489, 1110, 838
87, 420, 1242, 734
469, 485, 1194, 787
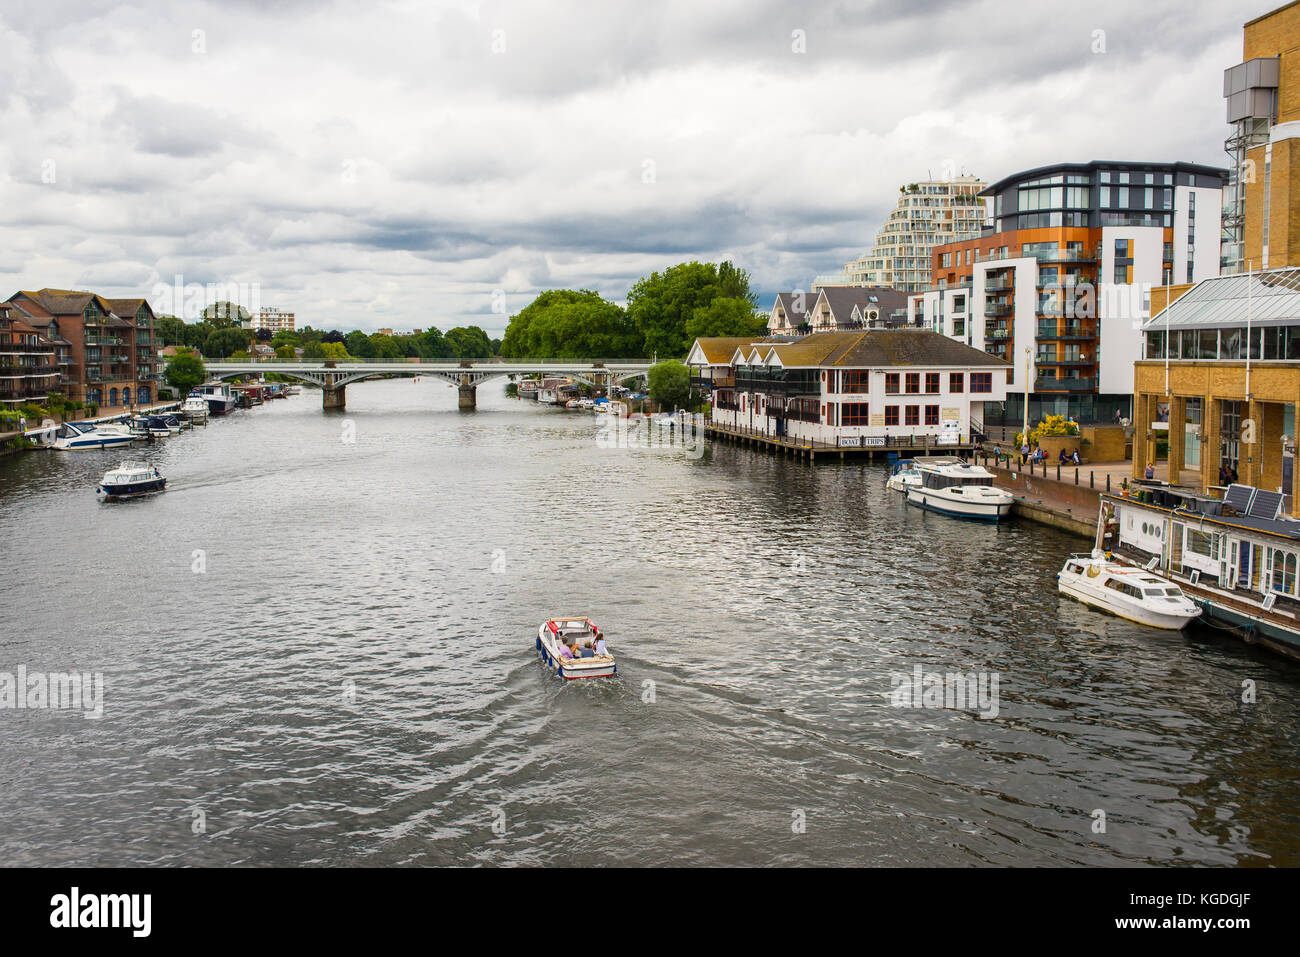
0, 0, 1266, 336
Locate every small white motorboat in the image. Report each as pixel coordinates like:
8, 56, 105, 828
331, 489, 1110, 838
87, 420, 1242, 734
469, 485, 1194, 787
1057, 552, 1202, 630
53, 421, 136, 451
97, 460, 166, 500
885, 457, 935, 493
905, 457, 1014, 522
181, 392, 209, 420
536, 617, 616, 679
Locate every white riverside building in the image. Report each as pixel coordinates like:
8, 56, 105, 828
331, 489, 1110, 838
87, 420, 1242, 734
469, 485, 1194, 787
687, 330, 1009, 446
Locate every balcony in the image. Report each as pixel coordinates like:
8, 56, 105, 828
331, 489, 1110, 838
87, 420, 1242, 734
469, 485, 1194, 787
1034, 376, 1095, 392
1032, 248, 1097, 264
985, 302, 1014, 316
986, 327, 1011, 340
983, 277, 1014, 292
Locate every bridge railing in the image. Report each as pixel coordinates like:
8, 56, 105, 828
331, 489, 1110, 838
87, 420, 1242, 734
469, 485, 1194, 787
202, 357, 655, 365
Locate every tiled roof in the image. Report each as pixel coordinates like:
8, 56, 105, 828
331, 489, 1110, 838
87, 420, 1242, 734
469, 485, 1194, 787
773, 292, 814, 319
765, 331, 1010, 368
690, 336, 760, 364
816, 285, 909, 322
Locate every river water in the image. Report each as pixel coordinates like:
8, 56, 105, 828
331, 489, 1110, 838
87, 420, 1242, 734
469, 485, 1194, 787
1, 378, 1298, 867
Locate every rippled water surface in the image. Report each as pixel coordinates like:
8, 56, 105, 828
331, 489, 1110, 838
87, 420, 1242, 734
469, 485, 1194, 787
2, 379, 1299, 866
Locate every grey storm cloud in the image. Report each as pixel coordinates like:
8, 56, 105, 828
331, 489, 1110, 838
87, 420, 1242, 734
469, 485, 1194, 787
0, 0, 1268, 335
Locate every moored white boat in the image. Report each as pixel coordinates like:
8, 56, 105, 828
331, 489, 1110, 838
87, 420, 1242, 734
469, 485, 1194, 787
1057, 551, 1202, 630
96, 460, 166, 500
536, 617, 616, 679
52, 421, 136, 451
181, 392, 209, 420
905, 457, 1013, 521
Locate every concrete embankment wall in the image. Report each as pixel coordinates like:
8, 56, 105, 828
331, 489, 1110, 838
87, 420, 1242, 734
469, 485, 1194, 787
986, 462, 1101, 539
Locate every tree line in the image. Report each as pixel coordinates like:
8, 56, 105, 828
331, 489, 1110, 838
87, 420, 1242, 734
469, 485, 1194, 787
500, 260, 767, 359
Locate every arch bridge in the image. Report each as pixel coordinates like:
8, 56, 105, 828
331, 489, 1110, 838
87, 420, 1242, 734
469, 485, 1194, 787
201, 359, 655, 410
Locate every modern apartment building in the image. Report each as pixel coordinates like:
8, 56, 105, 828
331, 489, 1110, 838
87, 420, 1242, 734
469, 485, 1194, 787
908, 160, 1228, 426
814, 176, 988, 293
0, 303, 59, 408
254, 307, 296, 334
5, 289, 162, 409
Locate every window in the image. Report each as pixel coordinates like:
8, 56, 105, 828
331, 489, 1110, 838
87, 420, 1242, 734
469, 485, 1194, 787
925, 405, 939, 425
905, 405, 919, 426
885, 405, 899, 426
1270, 549, 1298, 595
925, 372, 940, 394
885, 373, 900, 394
841, 403, 870, 426
949, 373, 964, 393
905, 373, 920, 394
970, 372, 992, 393
842, 371, 869, 393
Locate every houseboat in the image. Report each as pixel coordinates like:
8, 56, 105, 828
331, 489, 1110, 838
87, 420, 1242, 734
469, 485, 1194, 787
1057, 552, 1202, 629
1097, 483, 1300, 660
96, 461, 166, 500
536, 617, 616, 679
52, 421, 136, 451
905, 457, 1014, 522
196, 382, 238, 415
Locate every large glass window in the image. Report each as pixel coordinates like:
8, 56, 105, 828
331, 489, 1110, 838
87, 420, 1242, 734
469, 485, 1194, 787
905, 373, 920, 394
841, 403, 870, 426
905, 405, 920, 425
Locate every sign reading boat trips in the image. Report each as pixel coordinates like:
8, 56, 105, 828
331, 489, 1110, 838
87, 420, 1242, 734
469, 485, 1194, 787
863, 436, 885, 446
837, 435, 863, 447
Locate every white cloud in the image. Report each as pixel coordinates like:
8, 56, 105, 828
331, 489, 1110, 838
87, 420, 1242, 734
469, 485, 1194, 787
0, 0, 1263, 336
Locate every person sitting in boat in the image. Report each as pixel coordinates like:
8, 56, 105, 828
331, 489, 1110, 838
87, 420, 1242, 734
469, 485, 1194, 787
580, 642, 595, 658
557, 641, 575, 660
594, 634, 608, 656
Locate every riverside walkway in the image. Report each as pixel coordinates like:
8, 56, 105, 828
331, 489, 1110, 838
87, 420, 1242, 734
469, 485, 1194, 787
202, 358, 654, 410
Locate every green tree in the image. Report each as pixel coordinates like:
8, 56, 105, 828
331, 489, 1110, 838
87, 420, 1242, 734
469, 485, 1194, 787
345, 331, 375, 357
627, 260, 757, 358
302, 341, 327, 359
275, 344, 296, 359
202, 302, 251, 327
647, 359, 690, 410
321, 341, 349, 360
368, 333, 402, 359
418, 327, 453, 358
685, 296, 768, 341
202, 327, 250, 358
444, 325, 493, 358
156, 315, 186, 346
500, 290, 637, 358
166, 352, 207, 395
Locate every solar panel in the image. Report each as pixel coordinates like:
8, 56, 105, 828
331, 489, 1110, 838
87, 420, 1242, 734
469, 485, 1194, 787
1248, 489, 1284, 520
1222, 484, 1255, 513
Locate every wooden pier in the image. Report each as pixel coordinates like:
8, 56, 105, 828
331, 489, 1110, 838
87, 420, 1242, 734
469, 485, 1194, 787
704, 422, 977, 463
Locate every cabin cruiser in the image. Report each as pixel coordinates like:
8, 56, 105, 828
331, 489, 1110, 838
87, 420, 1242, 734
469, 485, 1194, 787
536, 616, 616, 679
905, 457, 1013, 522
1057, 551, 1201, 630
52, 421, 136, 451
96, 461, 166, 500
195, 382, 238, 415
886, 456, 957, 493
181, 392, 209, 420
